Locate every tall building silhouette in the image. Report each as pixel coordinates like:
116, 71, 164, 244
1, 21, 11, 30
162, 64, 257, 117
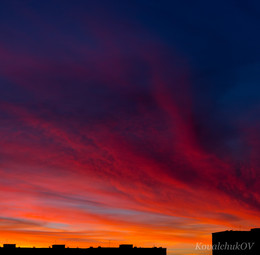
212, 228, 260, 255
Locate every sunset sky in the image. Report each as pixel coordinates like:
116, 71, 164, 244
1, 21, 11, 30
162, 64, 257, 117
0, 1, 260, 254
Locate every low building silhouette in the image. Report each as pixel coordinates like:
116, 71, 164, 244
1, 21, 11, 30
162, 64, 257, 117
0, 244, 166, 255
212, 228, 260, 255
3, 244, 16, 249
52, 245, 66, 249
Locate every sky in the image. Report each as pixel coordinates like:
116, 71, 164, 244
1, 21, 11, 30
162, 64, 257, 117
0, 0, 260, 254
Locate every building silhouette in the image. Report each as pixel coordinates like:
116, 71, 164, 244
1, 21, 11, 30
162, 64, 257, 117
212, 228, 260, 255
0, 244, 166, 255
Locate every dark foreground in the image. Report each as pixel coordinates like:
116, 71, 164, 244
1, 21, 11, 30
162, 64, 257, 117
0, 244, 167, 255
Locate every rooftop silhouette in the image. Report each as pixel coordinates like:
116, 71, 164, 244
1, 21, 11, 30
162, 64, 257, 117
0, 244, 167, 255
212, 228, 260, 255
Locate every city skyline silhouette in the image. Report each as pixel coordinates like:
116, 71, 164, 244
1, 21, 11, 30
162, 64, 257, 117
1, 228, 260, 255
0, 244, 167, 255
